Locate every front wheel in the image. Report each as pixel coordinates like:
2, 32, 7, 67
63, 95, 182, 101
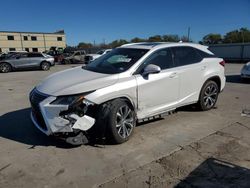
97, 99, 136, 144
198, 80, 219, 111
41, 61, 50, 71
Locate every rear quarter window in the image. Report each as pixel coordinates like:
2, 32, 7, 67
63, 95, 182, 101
172, 47, 202, 66
196, 49, 215, 58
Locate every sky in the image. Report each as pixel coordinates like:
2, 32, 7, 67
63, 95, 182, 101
0, 0, 249, 45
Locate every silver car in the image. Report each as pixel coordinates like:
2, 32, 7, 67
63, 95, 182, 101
0, 52, 55, 73
29, 42, 225, 145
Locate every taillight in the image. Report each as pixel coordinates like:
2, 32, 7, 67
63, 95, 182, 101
219, 60, 225, 67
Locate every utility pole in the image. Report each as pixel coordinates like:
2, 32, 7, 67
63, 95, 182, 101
187, 27, 190, 42
20, 33, 24, 50
43, 34, 47, 51
241, 31, 245, 43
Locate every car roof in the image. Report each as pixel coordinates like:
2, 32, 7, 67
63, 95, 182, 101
120, 42, 212, 54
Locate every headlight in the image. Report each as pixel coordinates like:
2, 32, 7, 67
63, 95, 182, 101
51, 95, 85, 105
51, 91, 95, 106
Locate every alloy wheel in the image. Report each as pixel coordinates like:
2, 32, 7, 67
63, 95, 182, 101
203, 83, 218, 109
116, 105, 134, 139
41, 63, 49, 70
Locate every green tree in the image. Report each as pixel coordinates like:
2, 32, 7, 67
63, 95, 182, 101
202, 34, 222, 44
180, 36, 190, 42
162, 34, 180, 42
148, 35, 162, 42
109, 39, 128, 48
130, 37, 146, 43
77, 42, 93, 49
223, 28, 250, 43
239, 28, 250, 43
223, 30, 241, 43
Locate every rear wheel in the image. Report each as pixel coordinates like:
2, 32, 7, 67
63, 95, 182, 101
0, 63, 12, 73
96, 99, 136, 144
41, 61, 50, 71
198, 80, 219, 111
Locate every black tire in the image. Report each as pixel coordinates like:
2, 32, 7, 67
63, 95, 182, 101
95, 99, 136, 144
40, 61, 50, 71
241, 77, 249, 83
198, 80, 219, 111
0, 62, 12, 73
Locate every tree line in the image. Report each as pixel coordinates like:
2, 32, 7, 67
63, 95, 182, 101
76, 27, 250, 50
201, 27, 250, 44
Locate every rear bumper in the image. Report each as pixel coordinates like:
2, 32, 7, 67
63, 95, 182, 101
221, 76, 226, 92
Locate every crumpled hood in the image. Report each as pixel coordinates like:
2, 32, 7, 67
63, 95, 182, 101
36, 66, 119, 96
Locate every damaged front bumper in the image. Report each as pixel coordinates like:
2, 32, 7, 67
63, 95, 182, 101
30, 90, 96, 143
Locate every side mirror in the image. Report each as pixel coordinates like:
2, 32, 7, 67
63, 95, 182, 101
142, 64, 161, 76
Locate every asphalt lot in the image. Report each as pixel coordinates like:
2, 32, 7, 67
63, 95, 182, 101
0, 63, 250, 188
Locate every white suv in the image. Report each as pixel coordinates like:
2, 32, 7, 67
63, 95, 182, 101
29, 42, 225, 145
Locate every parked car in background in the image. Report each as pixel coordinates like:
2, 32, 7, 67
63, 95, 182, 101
0, 52, 54, 73
241, 61, 250, 79
29, 42, 225, 145
45, 50, 64, 63
84, 49, 112, 64
62, 50, 86, 64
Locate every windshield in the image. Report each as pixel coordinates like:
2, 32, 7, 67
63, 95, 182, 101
83, 48, 148, 74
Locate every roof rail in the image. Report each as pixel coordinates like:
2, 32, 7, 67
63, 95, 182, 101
121, 42, 170, 47
121, 42, 148, 47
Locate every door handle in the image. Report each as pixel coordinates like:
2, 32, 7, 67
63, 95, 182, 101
201, 66, 206, 70
169, 72, 177, 78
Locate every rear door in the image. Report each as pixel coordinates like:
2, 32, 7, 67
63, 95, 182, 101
135, 48, 180, 118
26, 53, 44, 67
171, 46, 204, 105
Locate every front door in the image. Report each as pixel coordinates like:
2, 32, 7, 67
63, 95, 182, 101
135, 48, 180, 119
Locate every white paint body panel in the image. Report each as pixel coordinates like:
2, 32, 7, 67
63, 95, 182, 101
135, 68, 179, 119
